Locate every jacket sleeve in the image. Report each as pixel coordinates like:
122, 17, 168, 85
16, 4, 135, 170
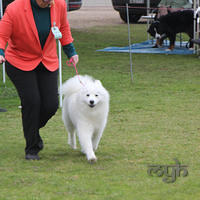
0, 6, 13, 50
59, 1, 73, 46
0, 48, 5, 57
62, 42, 77, 58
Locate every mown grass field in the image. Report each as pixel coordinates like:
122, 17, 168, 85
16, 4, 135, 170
0, 22, 200, 200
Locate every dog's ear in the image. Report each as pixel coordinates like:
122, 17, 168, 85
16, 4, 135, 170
95, 80, 102, 87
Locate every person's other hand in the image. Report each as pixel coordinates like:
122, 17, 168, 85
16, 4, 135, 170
0, 55, 5, 64
70, 55, 79, 65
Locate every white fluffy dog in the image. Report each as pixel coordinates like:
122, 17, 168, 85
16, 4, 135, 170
62, 75, 109, 163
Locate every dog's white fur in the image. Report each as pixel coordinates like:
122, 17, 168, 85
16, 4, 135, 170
62, 75, 109, 163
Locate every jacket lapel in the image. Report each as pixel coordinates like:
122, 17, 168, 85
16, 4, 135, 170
24, 0, 41, 47
50, 3, 55, 27
43, 4, 56, 51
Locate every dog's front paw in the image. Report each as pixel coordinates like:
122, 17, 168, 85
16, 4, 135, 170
87, 153, 97, 164
88, 157, 97, 164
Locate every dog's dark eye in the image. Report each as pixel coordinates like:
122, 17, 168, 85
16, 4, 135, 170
95, 94, 98, 97
86, 94, 90, 97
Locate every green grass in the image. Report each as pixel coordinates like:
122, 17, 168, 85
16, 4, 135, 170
0, 23, 200, 200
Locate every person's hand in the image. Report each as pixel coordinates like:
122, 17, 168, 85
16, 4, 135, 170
70, 55, 79, 65
0, 55, 5, 64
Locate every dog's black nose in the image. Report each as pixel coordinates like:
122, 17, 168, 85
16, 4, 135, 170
90, 100, 94, 105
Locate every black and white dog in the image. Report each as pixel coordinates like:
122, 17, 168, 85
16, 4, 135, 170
147, 10, 194, 50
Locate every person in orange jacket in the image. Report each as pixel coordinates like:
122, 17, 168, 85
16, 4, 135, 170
157, 0, 192, 18
0, 0, 14, 112
0, 0, 79, 160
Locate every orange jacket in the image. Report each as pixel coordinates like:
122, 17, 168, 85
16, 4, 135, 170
0, 0, 73, 71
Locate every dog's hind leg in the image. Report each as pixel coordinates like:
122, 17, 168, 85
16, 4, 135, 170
68, 131, 77, 150
77, 126, 97, 163
63, 115, 77, 149
92, 128, 104, 152
62, 108, 75, 149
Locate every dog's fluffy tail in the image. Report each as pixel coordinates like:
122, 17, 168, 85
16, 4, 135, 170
62, 75, 82, 98
61, 75, 94, 98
